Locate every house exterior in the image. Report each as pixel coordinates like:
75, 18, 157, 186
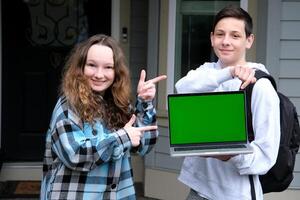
144, 0, 300, 199
0, 0, 299, 200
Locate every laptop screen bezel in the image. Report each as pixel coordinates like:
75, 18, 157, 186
167, 90, 249, 147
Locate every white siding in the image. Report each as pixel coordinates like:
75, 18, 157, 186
292, 154, 300, 187
280, 41, 300, 59
280, 1, 300, 189
281, 21, 300, 40
279, 60, 300, 78
278, 79, 300, 97
148, 126, 184, 172
282, 2, 300, 20
155, 128, 184, 171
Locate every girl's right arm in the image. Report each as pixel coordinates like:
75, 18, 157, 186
50, 101, 132, 172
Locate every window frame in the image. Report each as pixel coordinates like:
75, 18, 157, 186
166, 0, 248, 95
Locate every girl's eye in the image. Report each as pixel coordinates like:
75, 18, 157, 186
105, 66, 114, 69
86, 63, 96, 67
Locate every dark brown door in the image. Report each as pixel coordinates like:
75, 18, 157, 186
1, 0, 111, 161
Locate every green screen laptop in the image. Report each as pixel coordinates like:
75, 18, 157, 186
167, 90, 253, 157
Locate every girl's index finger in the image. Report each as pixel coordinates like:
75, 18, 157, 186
138, 69, 146, 84
136, 125, 158, 132
148, 75, 167, 84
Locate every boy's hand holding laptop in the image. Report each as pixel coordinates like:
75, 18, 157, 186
167, 90, 253, 157
208, 155, 236, 161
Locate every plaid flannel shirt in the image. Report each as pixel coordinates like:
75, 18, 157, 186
40, 96, 158, 200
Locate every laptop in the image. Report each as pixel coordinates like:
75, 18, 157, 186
167, 90, 253, 157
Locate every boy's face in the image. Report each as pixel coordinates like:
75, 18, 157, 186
210, 17, 254, 67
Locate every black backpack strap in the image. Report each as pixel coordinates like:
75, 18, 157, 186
245, 82, 255, 142
249, 175, 256, 200
244, 69, 277, 142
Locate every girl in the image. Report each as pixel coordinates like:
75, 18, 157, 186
40, 34, 166, 200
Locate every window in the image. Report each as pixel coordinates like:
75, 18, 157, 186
174, 0, 240, 82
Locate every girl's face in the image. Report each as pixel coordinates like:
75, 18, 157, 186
84, 44, 115, 94
210, 17, 254, 67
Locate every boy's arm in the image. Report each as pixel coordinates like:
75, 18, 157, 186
175, 64, 233, 93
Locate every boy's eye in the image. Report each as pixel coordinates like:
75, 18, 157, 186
215, 32, 224, 36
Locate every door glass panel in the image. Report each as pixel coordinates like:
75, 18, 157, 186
1, 0, 111, 161
181, 15, 215, 77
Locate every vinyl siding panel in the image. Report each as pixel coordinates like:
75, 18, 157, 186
156, 134, 170, 154
278, 79, 300, 97
295, 154, 300, 172
280, 41, 300, 59
291, 173, 300, 188
155, 153, 184, 171
279, 60, 300, 78
154, 127, 183, 172
282, 2, 300, 20
281, 21, 300, 40
291, 155, 300, 188
281, 1, 300, 189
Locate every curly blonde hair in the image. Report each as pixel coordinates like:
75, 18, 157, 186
61, 34, 133, 129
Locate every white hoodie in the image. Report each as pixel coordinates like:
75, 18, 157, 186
176, 61, 280, 200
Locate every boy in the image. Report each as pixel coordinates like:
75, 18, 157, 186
175, 5, 280, 200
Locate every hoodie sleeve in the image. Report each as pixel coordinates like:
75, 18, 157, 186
175, 63, 233, 93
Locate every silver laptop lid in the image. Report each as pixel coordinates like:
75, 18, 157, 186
167, 91, 248, 148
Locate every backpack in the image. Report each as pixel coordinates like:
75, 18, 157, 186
245, 70, 300, 194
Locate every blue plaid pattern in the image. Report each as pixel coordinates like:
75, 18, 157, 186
40, 96, 158, 200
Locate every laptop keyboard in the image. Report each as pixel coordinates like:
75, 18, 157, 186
174, 144, 246, 152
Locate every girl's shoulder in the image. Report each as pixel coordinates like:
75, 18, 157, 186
51, 96, 83, 128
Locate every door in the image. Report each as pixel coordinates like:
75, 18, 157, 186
1, 0, 111, 161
